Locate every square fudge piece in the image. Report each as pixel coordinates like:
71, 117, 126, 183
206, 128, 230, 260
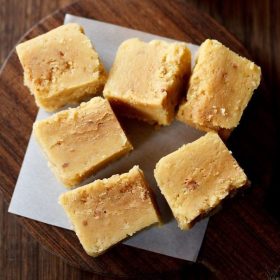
177, 39, 261, 135
33, 97, 132, 187
103, 38, 191, 125
154, 132, 247, 230
59, 166, 160, 256
16, 23, 107, 111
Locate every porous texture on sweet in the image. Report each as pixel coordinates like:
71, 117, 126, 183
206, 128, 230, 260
59, 166, 160, 256
177, 39, 261, 134
33, 97, 132, 187
16, 23, 107, 111
103, 38, 191, 125
154, 132, 247, 230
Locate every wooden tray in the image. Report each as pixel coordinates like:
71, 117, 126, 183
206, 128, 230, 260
0, 0, 279, 278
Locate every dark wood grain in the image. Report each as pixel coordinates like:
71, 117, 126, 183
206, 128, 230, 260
0, 0, 279, 279
0, 0, 72, 65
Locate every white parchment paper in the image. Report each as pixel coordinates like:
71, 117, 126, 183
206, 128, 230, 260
9, 14, 208, 261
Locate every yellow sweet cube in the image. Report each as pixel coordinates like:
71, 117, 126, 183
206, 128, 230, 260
16, 23, 107, 111
177, 39, 261, 135
33, 97, 132, 187
59, 166, 160, 256
154, 132, 247, 230
104, 38, 191, 125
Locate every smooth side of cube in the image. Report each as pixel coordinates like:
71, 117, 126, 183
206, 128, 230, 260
105, 97, 175, 126
177, 39, 261, 133
16, 23, 107, 112
104, 38, 191, 125
154, 40, 191, 125
33, 97, 133, 187
36, 67, 107, 112
154, 132, 247, 230
59, 166, 160, 256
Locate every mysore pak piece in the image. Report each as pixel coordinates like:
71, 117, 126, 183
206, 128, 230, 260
16, 23, 107, 111
177, 39, 261, 137
104, 38, 191, 125
154, 132, 247, 230
59, 166, 160, 256
33, 97, 132, 187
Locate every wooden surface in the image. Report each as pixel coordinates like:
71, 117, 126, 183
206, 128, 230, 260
0, 0, 279, 279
